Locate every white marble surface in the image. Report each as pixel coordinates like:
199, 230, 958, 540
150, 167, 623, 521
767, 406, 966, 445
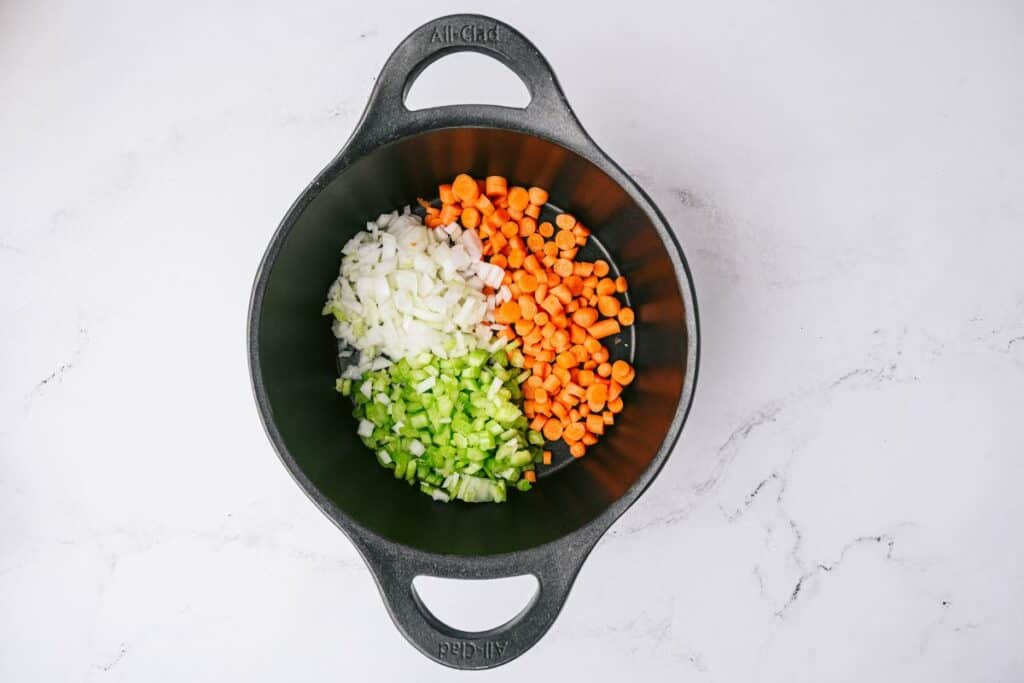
3, 1, 1023, 680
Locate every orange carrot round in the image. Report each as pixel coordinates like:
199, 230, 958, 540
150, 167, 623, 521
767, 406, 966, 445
555, 213, 577, 231
542, 418, 564, 441
528, 187, 549, 206
611, 360, 635, 386
452, 174, 479, 202
597, 295, 621, 317
508, 186, 530, 211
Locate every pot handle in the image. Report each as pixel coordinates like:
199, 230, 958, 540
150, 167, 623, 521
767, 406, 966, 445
356, 538, 593, 669
343, 14, 590, 156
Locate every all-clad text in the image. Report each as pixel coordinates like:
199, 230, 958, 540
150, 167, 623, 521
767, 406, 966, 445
438, 640, 508, 660
429, 24, 501, 44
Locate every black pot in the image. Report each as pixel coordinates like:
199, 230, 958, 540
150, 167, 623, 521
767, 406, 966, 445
248, 14, 699, 669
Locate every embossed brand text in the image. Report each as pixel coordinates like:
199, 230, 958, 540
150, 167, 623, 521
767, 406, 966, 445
438, 640, 508, 660
429, 24, 501, 44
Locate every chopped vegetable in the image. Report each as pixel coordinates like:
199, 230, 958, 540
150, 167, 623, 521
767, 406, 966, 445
343, 346, 542, 502
322, 210, 504, 379
428, 174, 636, 462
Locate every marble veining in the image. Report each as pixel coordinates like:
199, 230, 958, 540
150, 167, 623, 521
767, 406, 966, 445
2, 1, 1022, 681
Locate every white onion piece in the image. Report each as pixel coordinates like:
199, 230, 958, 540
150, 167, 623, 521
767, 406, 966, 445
323, 210, 506, 378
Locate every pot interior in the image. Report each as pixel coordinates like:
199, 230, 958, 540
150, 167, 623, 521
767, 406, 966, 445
255, 127, 690, 555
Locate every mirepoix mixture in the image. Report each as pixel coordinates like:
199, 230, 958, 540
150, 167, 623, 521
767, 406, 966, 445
324, 174, 635, 503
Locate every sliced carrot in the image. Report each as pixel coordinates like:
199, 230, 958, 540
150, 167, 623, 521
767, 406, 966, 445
490, 231, 508, 252
615, 276, 628, 293
577, 369, 595, 387
570, 442, 586, 458
550, 329, 570, 351
501, 221, 519, 238
597, 295, 621, 317
581, 432, 598, 446
528, 187, 549, 205
592, 346, 609, 363
542, 450, 553, 465
452, 174, 479, 202
518, 295, 538, 320
438, 204, 461, 225
519, 273, 539, 293
508, 186, 530, 211
474, 194, 494, 215
574, 261, 594, 277
490, 253, 508, 269
519, 216, 537, 236
607, 397, 623, 413
524, 470, 537, 483
596, 278, 616, 296
553, 258, 573, 277
439, 184, 456, 204
597, 362, 612, 378
534, 283, 548, 304
555, 213, 577, 231
586, 414, 605, 435
611, 360, 636, 386
533, 310, 548, 326
485, 176, 507, 197
551, 402, 569, 420
586, 383, 608, 412
524, 203, 541, 219
538, 221, 555, 238
617, 307, 635, 326
508, 250, 525, 269
608, 380, 623, 401
554, 230, 575, 251
515, 319, 535, 336
563, 275, 584, 296
572, 307, 598, 328
588, 319, 621, 340
541, 295, 563, 315
495, 300, 521, 324
526, 233, 545, 252
564, 421, 586, 443
461, 206, 481, 229
542, 418, 563, 441
555, 351, 576, 369
569, 324, 587, 345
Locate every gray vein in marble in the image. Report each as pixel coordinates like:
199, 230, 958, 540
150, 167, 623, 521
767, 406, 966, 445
95, 643, 128, 673
695, 405, 782, 495
774, 534, 896, 617
29, 327, 88, 398
720, 472, 780, 521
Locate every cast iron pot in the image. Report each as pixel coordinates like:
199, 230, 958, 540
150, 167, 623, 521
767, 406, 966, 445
248, 14, 699, 670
